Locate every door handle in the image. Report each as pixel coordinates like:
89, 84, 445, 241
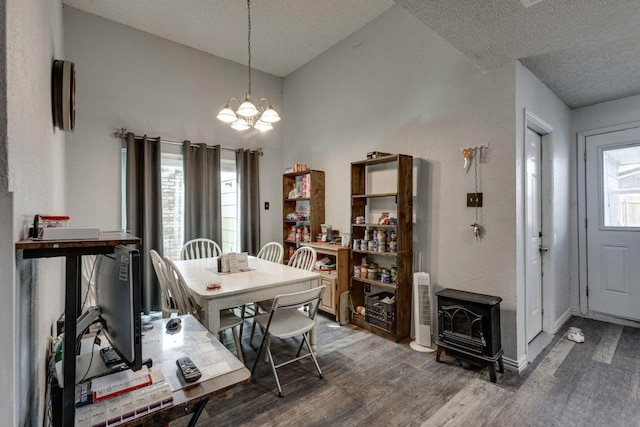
539, 246, 549, 253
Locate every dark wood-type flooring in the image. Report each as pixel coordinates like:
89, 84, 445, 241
170, 314, 640, 426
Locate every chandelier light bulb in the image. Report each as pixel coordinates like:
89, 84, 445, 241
230, 117, 250, 131
259, 106, 281, 123
254, 120, 274, 132
237, 96, 260, 118
216, 105, 237, 123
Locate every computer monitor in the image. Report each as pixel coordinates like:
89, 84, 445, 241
94, 245, 143, 371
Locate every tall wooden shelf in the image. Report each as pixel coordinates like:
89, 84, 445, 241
349, 154, 413, 342
282, 170, 325, 262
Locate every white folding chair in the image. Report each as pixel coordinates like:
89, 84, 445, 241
149, 249, 180, 318
251, 286, 326, 397
249, 246, 318, 345
240, 242, 285, 337
163, 257, 244, 363
180, 238, 222, 260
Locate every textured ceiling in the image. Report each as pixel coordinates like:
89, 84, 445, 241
395, 0, 640, 109
64, 0, 640, 109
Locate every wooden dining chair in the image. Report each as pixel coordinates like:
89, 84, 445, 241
252, 286, 326, 397
149, 249, 180, 318
81, 255, 97, 308
162, 257, 200, 320
180, 238, 222, 260
256, 242, 284, 264
287, 246, 316, 271
163, 257, 244, 363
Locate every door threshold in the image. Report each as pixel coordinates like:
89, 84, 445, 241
581, 311, 640, 329
527, 332, 554, 362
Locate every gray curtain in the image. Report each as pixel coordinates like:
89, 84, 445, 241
237, 149, 260, 255
183, 142, 222, 243
126, 132, 163, 313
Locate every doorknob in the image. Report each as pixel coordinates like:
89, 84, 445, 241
539, 246, 549, 253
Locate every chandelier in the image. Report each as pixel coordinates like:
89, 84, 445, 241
217, 0, 280, 132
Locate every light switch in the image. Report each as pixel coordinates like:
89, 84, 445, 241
467, 193, 483, 207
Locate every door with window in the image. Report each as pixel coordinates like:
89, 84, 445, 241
585, 127, 640, 321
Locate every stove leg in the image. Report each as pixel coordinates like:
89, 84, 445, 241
488, 363, 497, 383
497, 357, 504, 373
436, 346, 443, 363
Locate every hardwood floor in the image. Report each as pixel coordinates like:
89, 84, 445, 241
171, 314, 640, 426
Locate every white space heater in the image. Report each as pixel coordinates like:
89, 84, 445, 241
410, 272, 436, 353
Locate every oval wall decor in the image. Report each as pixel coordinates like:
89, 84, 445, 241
52, 59, 76, 132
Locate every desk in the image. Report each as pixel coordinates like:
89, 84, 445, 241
98, 314, 250, 426
173, 257, 320, 338
16, 232, 140, 427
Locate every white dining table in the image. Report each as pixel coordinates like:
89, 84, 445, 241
172, 256, 320, 344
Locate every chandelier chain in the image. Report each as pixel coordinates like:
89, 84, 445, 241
247, 0, 252, 97
216, 0, 280, 131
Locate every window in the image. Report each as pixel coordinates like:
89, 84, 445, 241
602, 144, 640, 227
122, 145, 240, 260
220, 155, 239, 253
161, 152, 184, 260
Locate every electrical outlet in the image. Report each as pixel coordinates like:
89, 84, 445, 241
264, 202, 269, 210
467, 193, 483, 208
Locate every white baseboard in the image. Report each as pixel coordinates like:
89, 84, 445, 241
552, 308, 573, 333
502, 355, 528, 373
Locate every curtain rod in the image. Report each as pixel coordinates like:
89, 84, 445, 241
113, 128, 263, 156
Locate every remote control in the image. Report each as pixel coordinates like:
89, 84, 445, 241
176, 357, 202, 383
100, 347, 122, 367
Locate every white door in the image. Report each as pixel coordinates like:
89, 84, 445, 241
585, 128, 640, 321
525, 128, 544, 343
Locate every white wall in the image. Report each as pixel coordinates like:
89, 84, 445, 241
283, 6, 522, 361
0, 1, 11, 423
573, 93, 640, 132
63, 6, 284, 244
6, 0, 66, 424
515, 63, 572, 359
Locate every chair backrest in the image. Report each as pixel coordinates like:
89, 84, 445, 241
81, 255, 97, 308
163, 257, 202, 321
271, 286, 326, 318
256, 242, 284, 264
150, 249, 178, 315
287, 246, 317, 271
181, 238, 222, 260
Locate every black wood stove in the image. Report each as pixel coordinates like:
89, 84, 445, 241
435, 288, 504, 382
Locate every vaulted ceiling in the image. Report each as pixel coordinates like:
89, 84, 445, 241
64, 0, 640, 109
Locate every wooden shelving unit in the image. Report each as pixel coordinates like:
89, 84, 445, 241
300, 242, 350, 323
349, 154, 413, 342
282, 170, 325, 262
